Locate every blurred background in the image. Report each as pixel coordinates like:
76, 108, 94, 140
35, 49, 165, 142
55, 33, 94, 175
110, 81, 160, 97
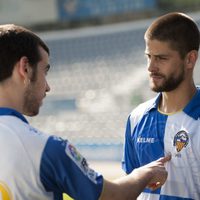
1, 0, 200, 191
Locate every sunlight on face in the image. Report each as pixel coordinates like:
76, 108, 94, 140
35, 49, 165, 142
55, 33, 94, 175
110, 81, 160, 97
145, 39, 186, 92
23, 46, 50, 116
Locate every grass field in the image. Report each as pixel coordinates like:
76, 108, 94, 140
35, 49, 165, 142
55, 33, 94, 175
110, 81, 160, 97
62, 161, 124, 200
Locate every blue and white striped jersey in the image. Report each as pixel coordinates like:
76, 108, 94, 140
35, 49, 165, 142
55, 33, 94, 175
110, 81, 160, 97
0, 108, 103, 200
122, 89, 200, 199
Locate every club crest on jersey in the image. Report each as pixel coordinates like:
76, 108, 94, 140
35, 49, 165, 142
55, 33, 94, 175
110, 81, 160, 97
173, 130, 189, 153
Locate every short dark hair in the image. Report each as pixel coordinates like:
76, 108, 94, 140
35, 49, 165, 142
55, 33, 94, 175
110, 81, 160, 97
144, 12, 200, 58
0, 24, 49, 82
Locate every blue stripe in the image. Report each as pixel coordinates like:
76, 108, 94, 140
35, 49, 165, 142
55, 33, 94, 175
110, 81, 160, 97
159, 195, 194, 200
133, 109, 167, 165
122, 115, 141, 173
184, 88, 200, 120
0, 107, 28, 123
132, 108, 167, 195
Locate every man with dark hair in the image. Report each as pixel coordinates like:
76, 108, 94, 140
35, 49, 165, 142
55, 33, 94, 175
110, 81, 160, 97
0, 24, 170, 200
122, 12, 200, 199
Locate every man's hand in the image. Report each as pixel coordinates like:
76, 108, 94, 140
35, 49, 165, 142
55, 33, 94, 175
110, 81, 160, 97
100, 155, 171, 200
136, 154, 171, 190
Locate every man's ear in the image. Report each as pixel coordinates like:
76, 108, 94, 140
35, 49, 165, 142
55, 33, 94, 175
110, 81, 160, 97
185, 50, 198, 69
18, 56, 32, 80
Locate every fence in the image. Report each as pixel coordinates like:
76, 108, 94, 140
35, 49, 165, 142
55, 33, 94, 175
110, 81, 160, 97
28, 11, 200, 161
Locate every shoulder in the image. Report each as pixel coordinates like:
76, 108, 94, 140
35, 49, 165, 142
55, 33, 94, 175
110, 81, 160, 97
130, 97, 157, 121
184, 87, 200, 120
0, 115, 50, 161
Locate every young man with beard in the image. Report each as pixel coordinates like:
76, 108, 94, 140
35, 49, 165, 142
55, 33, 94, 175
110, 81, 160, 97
122, 12, 200, 199
0, 24, 170, 200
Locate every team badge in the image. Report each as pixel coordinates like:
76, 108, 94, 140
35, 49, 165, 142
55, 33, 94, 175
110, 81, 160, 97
173, 130, 189, 152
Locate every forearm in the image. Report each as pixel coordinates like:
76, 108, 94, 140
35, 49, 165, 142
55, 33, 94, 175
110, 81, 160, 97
99, 168, 153, 200
99, 155, 170, 200
114, 168, 153, 199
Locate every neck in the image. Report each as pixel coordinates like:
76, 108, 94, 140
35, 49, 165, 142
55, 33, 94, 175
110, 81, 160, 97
159, 83, 197, 114
0, 81, 23, 113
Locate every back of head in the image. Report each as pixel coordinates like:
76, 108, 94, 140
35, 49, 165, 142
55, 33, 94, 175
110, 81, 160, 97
144, 12, 200, 58
0, 24, 49, 82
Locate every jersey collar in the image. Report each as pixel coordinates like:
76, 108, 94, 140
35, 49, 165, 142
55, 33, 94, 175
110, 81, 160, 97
0, 107, 28, 124
148, 87, 200, 120
145, 93, 161, 113
183, 88, 200, 120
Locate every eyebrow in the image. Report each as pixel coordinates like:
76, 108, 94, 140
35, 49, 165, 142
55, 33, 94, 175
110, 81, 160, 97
144, 52, 170, 57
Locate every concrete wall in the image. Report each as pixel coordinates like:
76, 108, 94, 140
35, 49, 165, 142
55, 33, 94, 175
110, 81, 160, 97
0, 0, 57, 26
0, 0, 157, 26
57, 0, 156, 20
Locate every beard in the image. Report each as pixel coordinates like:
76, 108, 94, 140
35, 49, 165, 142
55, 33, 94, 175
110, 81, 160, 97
23, 84, 41, 116
150, 67, 185, 93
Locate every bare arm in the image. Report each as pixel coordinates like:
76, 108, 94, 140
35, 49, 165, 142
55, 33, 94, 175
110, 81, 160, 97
99, 155, 171, 200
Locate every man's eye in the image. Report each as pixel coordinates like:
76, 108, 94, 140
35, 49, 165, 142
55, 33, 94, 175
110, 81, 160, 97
157, 56, 167, 60
145, 54, 151, 59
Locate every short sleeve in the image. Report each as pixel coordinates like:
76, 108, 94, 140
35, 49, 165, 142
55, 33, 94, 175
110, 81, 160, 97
122, 115, 140, 174
40, 136, 103, 200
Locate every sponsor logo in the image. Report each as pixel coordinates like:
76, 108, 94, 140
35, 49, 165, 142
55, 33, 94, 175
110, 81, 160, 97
68, 144, 82, 162
173, 130, 189, 153
137, 137, 155, 143
65, 142, 98, 183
